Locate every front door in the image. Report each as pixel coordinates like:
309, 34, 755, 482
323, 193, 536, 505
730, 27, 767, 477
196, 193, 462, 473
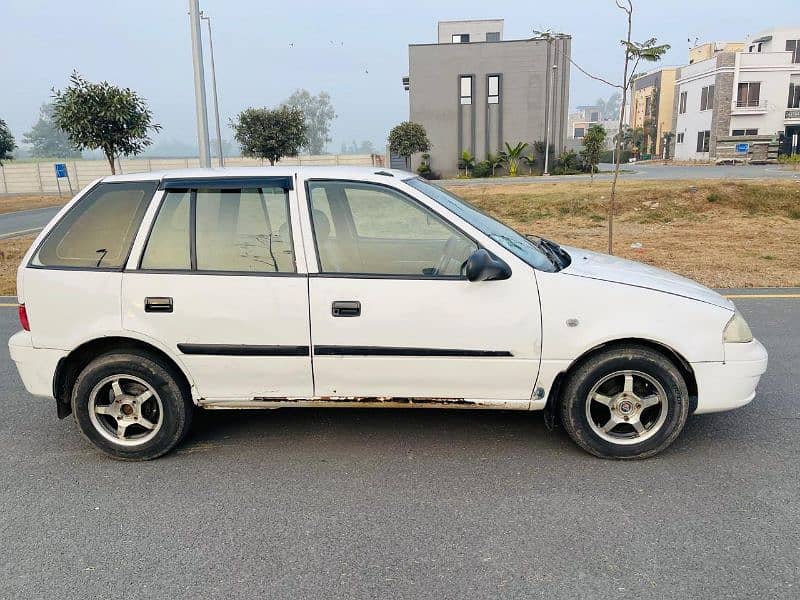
303, 179, 540, 403
122, 178, 312, 401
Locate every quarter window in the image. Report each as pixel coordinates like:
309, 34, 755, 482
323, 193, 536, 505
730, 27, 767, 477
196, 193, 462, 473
141, 185, 295, 273
460, 75, 473, 105
308, 181, 477, 277
32, 181, 156, 269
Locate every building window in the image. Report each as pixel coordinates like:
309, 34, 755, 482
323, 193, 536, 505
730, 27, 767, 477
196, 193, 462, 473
732, 129, 759, 136
737, 82, 761, 107
487, 75, 500, 104
573, 127, 585, 139
789, 82, 800, 109
679, 91, 687, 114
459, 75, 473, 105
676, 133, 685, 144
590, 111, 600, 121
700, 85, 715, 111
696, 130, 711, 153
452, 34, 470, 43
486, 32, 500, 42
787, 40, 800, 63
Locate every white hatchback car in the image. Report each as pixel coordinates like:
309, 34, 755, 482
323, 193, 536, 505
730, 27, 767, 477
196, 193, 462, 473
9, 167, 767, 460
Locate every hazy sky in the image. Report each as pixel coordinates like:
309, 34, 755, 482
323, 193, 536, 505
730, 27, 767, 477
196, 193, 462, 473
1, 0, 797, 153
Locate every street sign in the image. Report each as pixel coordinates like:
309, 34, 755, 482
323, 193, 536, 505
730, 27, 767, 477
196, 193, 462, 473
735, 143, 750, 154
54, 163, 68, 178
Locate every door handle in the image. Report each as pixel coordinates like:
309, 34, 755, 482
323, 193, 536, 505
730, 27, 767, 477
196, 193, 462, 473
332, 301, 361, 317
145, 297, 173, 313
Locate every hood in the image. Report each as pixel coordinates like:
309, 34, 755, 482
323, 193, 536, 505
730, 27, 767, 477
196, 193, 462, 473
560, 246, 733, 310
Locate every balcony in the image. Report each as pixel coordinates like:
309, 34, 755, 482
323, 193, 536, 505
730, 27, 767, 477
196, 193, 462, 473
732, 100, 768, 114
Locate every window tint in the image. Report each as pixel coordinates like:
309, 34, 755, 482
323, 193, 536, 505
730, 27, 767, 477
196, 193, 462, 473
141, 186, 295, 273
308, 181, 476, 277
33, 181, 156, 269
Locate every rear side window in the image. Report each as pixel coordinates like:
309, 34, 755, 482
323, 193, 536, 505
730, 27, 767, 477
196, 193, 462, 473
32, 181, 157, 269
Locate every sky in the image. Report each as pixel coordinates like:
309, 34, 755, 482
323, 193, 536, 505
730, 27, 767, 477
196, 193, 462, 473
1, 0, 797, 154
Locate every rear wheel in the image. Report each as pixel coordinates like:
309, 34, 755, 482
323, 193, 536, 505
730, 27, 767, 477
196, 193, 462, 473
72, 352, 193, 460
559, 345, 690, 459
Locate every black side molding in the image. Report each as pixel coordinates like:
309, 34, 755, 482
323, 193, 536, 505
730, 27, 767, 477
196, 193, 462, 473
313, 346, 512, 357
178, 344, 310, 356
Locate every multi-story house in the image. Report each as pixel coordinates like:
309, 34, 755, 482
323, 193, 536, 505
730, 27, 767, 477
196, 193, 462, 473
629, 68, 678, 158
672, 27, 800, 161
567, 106, 618, 152
404, 19, 571, 175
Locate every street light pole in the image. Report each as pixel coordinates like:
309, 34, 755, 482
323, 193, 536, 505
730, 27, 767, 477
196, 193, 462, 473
188, 0, 211, 168
201, 10, 224, 167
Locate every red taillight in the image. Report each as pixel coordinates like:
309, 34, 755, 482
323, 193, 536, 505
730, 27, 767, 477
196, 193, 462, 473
18, 304, 30, 331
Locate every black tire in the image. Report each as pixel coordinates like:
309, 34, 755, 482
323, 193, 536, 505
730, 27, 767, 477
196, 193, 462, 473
71, 351, 193, 460
559, 345, 689, 459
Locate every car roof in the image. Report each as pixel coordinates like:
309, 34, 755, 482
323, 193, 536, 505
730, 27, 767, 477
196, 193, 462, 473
100, 166, 413, 184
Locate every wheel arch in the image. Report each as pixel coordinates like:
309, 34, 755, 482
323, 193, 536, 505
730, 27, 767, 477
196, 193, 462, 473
53, 336, 195, 417
544, 337, 698, 421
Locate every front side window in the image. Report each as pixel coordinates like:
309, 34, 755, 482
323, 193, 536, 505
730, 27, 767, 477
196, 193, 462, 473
33, 181, 157, 269
737, 82, 761, 107
460, 75, 473, 105
141, 185, 295, 273
308, 181, 477, 277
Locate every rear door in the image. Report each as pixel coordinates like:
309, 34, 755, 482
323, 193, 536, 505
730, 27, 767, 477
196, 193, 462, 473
301, 178, 541, 403
122, 176, 312, 401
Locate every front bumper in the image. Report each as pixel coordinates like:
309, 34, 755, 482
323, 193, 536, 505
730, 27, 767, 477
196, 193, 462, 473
8, 331, 67, 399
692, 338, 768, 414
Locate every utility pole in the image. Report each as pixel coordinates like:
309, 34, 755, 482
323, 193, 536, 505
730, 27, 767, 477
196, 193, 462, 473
536, 31, 562, 176
189, 0, 211, 168
201, 11, 224, 167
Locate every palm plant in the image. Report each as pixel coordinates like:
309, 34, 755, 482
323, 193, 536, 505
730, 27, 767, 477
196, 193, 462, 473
485, 152, 503, 176
459, 150, 475, 177
499, 141, 528, 176
523, 153, 536, 175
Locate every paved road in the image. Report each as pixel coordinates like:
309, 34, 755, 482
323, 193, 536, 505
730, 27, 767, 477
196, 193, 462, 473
0, 206, 60, 240
442, 162, 800, 186
0, 292, 798, 598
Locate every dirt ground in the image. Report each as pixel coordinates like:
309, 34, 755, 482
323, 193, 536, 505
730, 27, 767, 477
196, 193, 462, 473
0, 194, 65, 215
0, 179, 798, 296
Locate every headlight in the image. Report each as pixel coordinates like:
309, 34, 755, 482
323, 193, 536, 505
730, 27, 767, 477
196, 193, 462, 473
724, 311, 753, 343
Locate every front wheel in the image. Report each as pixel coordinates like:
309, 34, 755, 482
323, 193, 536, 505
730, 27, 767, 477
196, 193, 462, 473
559, 345, 690, 459
71, 351, 193, 460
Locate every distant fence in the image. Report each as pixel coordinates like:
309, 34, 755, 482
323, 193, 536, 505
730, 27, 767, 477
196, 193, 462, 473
0, 154, 384, 194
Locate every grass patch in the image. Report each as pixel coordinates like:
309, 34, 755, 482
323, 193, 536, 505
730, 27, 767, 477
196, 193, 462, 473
0, 235, 36, 295
0, 194, 66, 215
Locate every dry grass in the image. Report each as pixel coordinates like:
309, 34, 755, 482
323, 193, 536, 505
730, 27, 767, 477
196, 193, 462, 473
0, 179, 798, 295
445, 179, 800, 288
0, 194, 66, 215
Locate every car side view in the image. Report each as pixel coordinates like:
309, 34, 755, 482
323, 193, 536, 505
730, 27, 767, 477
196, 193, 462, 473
8, 167, 768, 460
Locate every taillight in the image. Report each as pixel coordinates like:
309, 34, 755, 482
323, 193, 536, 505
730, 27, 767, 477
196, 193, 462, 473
18, 304, 30, 331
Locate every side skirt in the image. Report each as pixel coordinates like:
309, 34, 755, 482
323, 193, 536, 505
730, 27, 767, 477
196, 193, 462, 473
198, 397, 534, 411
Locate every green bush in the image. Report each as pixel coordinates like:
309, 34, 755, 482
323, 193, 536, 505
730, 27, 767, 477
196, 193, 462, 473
472, 160, 494, 178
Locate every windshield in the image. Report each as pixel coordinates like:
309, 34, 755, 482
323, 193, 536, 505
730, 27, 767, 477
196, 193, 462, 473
405, 178, 563, 272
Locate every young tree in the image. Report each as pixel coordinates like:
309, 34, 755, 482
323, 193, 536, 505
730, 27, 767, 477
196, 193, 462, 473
486, 152, 503, 176
523, 152, 537, 175
23, 103, 81, 158
0, 118, 15, 165
459, 151, 475, 177
388, 121, 430, 168
500, 142, 528, 177
51, 72, 161, 174
581, 124, 607, 182
283, 89, 336, 155
230, 106, 308, 165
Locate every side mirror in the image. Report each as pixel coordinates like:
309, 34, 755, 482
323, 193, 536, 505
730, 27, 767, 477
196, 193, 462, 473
465, 249, 512, 282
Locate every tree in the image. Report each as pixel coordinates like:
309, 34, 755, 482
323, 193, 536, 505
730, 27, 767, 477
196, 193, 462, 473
230, 106, 308, 166
486, 152, 503, 176
596, 92, 622, 120
22, 104, 81, 158
0, 119, 15, 165
581, 124, 607, 182
388, 121, 430, 168
459, 150, 475, 177
283, 90, 336, 155
500, 142, 528, 176
51, 72, 161, 174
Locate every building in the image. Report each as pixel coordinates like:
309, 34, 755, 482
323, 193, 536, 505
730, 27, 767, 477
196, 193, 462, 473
567, 106, 618, 152
629, 68, 678, 157
689, 41, 745, 65
405, 19, 571, 176
672, 27, 800, 161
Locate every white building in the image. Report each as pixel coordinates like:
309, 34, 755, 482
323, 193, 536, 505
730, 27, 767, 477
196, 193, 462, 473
672, 27, 800, 161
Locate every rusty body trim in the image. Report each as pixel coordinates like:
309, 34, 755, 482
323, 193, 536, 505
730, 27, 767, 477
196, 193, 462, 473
198, 396, 532, 410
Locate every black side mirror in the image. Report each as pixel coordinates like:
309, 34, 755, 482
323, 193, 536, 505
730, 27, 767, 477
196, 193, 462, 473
465, 249, 512, 282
